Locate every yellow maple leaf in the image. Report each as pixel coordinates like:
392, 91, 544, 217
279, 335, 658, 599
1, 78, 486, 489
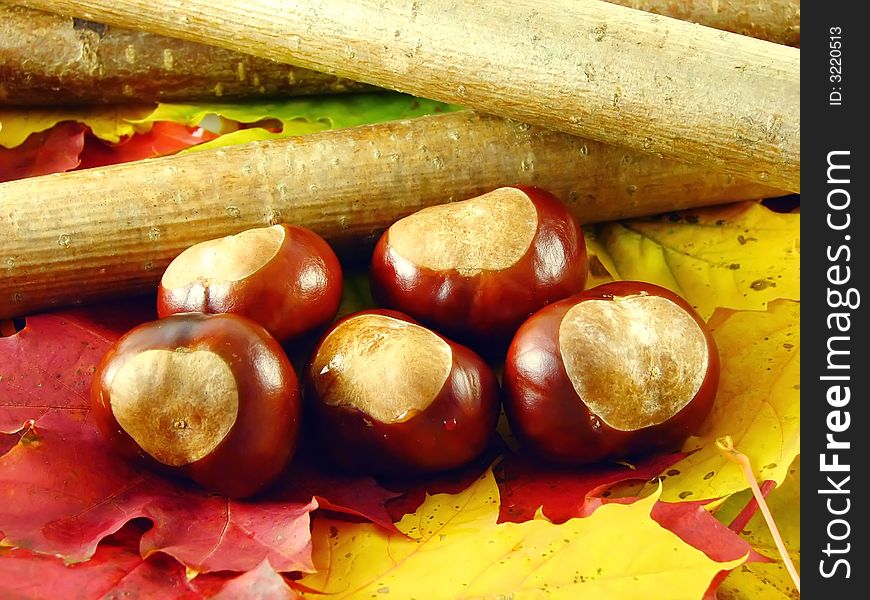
299, 469, 743, 599
715, 456, 801, 599
590, 202, 799, 319
648, 300, 799, 503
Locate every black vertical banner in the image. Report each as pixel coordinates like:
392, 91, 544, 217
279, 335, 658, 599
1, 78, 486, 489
803, 2, 868, 596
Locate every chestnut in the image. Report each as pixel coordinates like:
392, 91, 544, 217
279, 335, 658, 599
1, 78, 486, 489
370, 186, 587, 346
503, 281, 719, 465
90, 313, 301, 497
158, 224, 342, 343
303, 309, 500, 475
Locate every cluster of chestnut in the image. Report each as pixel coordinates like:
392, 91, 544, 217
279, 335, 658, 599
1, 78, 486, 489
91, 186, 719, 498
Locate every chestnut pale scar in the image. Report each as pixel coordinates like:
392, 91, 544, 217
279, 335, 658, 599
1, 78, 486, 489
558, 295, 709, 431
109, 349, 239, 466
312, 314, 452, 423
388, 187, 538, 276
161, 225, 284, 287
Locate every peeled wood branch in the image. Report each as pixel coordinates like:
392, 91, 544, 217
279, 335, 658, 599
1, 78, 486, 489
0, 4, 372, 106
13, 0, 800, 192
0, 111, 782, 319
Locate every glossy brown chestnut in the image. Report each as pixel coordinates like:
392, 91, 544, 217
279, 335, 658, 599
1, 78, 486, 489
303, 309, 500, 475
158, 224, 342, 343
504, 281, 719, 465
90, 312, 301, 497
370, 186, 587, 347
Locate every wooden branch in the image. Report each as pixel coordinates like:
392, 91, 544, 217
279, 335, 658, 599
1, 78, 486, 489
0, 4, 373, 106
605, 0, 800, 47
0, 1, 799, 105
0, 111, 781, 319
12, 0, 800, 192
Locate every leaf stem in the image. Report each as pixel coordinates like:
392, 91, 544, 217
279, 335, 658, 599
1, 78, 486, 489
716, 436, 800, 594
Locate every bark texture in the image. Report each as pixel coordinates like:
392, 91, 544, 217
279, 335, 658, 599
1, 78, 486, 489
11, 0, 800, 191
0, 111, 783, 319
0, 4, 372, 105
605, 0, 800, 46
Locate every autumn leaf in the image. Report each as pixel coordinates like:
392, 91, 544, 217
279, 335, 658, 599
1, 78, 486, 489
488, 452, 763, 568
646, 300, 799, 503
379, 445, 757, 572
0, 106, 154, 148
0, 93, 459, 182
494, 451, 686, 523
0, 122, 85, 183
714, 457, 800, 599
148, 92, 462, 153
77, 121, 218, 170
0, 524, 197, 600
210, 560, 300, 600
0, 302, 398, 572
299, 469, 744, 599
138, 93, 459, 131
589, 202, 799, 319
582, 228, 621, 290
0, 523, 303, 599
0, 401, 319, 573
0, 299, 154, 436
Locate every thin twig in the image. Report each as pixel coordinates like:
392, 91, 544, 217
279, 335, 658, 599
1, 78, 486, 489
716, 435, 800, 594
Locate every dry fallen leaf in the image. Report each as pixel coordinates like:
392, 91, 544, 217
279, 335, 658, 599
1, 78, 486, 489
299, 469, 743, 599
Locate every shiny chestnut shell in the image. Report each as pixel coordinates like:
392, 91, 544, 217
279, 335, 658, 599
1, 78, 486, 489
90, 312, 301, 497
370, 186, 587, 347
303, 309, 501, 475
158, 224, 342, 343
504, 281, 719, 464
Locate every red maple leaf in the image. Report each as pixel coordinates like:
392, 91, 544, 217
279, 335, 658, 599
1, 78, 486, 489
0, 300, 396, 574
0, 121, 85, 183
77, 122, 218, 170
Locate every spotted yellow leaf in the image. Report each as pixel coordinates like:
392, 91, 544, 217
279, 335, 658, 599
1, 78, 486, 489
590, 202, 799, 319
300, 469, 743, 599
649, 300, 799, 503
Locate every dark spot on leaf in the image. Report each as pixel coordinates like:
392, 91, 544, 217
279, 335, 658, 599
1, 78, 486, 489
729, 264, 741, 270
750, 279, 776, 291
678, 491, 693, 499
666, 469, 680, 476
703, 471, 715, 480
588, 256, 611, 277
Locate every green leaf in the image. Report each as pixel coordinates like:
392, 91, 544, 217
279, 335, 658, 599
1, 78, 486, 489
139, 92, 459, 128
